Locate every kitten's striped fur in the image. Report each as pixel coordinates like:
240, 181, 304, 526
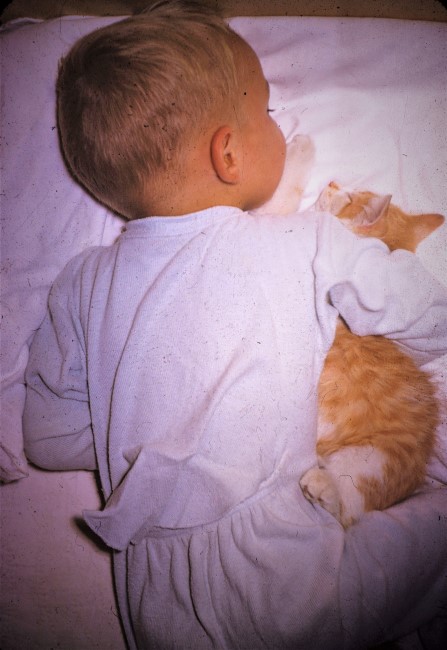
301, 182, 444, 527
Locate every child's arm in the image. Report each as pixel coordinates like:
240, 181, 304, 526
315, 213, 447, 363
23, 258, 96, 472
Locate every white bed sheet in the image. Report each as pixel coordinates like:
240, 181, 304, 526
1, 14, 446, 650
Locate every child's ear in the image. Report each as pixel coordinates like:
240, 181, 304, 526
210, 125, 241, 184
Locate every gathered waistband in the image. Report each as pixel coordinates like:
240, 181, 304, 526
130, 473, 305, 544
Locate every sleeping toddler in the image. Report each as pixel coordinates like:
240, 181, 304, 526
23, 1, 447, 648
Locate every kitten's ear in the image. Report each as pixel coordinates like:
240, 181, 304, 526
412, 213, 445, 244
352, 194, 392, 227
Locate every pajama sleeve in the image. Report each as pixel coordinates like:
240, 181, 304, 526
23, 257, 96, 471
315, 214, 447, 364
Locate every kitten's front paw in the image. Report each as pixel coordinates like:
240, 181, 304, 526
300, 467, 342, 521
290, 133, 316, 166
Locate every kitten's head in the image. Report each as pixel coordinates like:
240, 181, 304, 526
317, 181, 444, 251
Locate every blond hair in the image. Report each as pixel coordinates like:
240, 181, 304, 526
57, 1, 240, 217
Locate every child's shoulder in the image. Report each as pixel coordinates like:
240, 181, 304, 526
246, 207, 333, 243
51, 244, 111, 297
248, 206, 320, 228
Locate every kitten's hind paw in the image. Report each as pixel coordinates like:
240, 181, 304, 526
300, 467, 342, 522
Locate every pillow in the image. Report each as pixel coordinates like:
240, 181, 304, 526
1, 15, 446, 481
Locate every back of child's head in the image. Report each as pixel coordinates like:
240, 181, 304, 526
57, 1, 240, 218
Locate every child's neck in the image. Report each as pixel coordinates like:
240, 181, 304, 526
139, 166, 247, 218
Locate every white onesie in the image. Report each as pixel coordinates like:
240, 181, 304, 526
24, 206, 447, 649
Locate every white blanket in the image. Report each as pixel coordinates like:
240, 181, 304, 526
1, 14, 446, 650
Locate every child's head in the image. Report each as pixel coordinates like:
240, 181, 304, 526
57, 0, 285, 218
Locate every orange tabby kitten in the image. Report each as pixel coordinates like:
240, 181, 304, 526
300, 182, 445, 527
